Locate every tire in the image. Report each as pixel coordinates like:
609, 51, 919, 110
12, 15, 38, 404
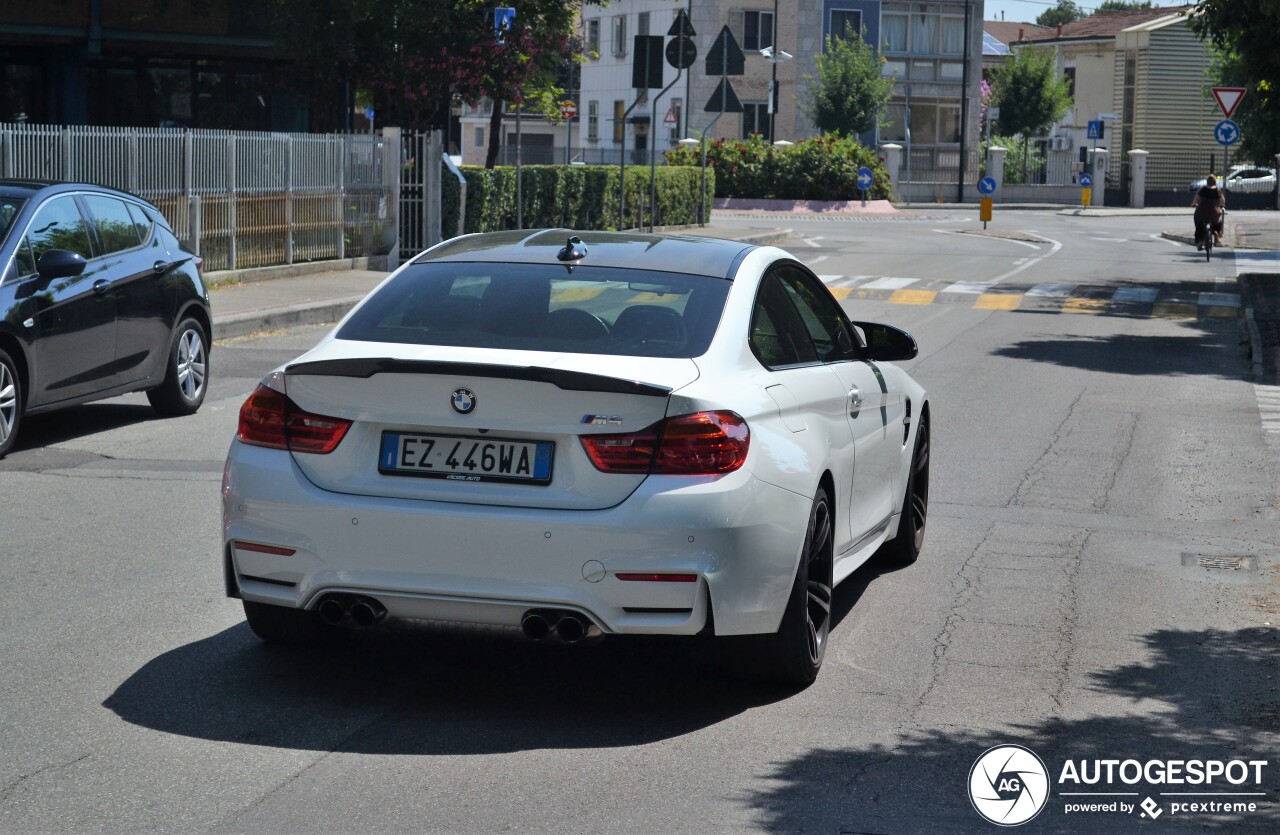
0, 348, 22, 459
243, 600, 334, 645
752, 486, 835, 687
147, 317, 208, 416
883, 414, 930, 567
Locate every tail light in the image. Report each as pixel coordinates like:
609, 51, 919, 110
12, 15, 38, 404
581, 411, 748, 475
237, 384, 351, 454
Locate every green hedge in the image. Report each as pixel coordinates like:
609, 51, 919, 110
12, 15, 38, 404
664, 133, 894, 201
443, 164, 714, 235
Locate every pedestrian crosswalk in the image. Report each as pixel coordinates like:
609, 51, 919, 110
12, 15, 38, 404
1256, 384, 1280, 436
819, 274, 1242, 319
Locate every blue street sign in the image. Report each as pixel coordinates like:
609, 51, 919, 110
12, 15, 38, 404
856, 166, 874, 190
1214, 119, 1240, 147
1086, 120, 1103, 140
978, 176, 997, 195
494, 7, 516, 43
1078, 172, 1093, 188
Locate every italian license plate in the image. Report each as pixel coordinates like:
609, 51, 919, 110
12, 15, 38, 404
379, 432, 554, 484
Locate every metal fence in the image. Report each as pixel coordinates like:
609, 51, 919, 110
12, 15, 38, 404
0, 123, 397, 271
491, 146, 671, 166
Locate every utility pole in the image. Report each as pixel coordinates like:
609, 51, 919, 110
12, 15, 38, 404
768, 0, 778, 142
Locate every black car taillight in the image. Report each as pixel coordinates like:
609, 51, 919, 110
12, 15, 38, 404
581, 411, 749, 475
237, 384, 351, 454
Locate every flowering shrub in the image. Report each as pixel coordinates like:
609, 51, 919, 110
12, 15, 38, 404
664, 134, 893, 201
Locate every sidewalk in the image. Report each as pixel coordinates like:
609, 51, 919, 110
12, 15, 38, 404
208, 224, 794, 341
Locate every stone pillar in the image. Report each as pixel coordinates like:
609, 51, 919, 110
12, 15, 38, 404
1089, 148, 1109, 208
880, 144, 902, 190
1128, 149, 1148, 210
1275, 153, 1279, 210
987, 146, 1007, 196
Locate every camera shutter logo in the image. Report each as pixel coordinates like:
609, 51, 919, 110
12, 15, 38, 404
968, 745, 1051, 826
451, 388, 477, 415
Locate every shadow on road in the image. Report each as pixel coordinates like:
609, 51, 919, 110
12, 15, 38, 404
11, 401, 157, 453
743, 626, 1279, 833
992, 324, 1246, 380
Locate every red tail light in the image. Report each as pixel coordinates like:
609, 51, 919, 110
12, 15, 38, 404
581, 411, 749, 475
237, 385, 351, 454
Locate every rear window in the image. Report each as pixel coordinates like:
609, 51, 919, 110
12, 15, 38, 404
337, 263, 730, 358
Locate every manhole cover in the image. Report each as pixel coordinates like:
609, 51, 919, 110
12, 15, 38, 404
1181, 553, 1258, 572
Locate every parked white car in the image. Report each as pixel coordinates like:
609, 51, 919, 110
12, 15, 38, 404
221, 230, 930, 685
1189, 165, 1277, 194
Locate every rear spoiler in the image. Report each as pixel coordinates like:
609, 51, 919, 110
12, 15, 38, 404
286, 358, 672, 398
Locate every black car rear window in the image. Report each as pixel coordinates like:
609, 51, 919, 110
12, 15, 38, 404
0, 198, 27, 246
337, 263, 730, 358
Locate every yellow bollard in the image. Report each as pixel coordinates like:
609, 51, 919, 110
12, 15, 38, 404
1082, 187, 1092, 207
980, 197, 993, 227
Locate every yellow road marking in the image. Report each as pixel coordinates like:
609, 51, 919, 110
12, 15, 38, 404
552, 287, 605, 303
1205, 306, 1238, 318
828, 286, 853, 300
888, 289, 937, 305
627, 292, 680, 304
1152, 302, 1197, 319
974, 293, 1022, 310
1062, 298, 1107, 314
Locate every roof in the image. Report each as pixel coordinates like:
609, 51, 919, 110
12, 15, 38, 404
417, 229, 755, 280
0, 178, 159, 205
984, 21, 1052, 48
1016, 6, 1196, 42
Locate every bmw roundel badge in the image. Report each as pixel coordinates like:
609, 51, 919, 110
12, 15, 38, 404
451, 388, 477, 415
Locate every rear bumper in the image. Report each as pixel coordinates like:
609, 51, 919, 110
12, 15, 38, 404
222, 441, 811, 636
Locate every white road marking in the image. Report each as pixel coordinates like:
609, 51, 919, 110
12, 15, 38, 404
1196, 292, 1240, 307
802, 236, 823, 248
1257, 385, 1280, 435
989, 235, 1065, 284
1111, 287, 1160, 303
1148, 233, 1182, 248
860, 277, 919, 290
941, 281, 994, 294
1235, 251, 1280, 274
805, 255, 828, 266
1026, 283, 1076, 297
1089, 237, 1129, 243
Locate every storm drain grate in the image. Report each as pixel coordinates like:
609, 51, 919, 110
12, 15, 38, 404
1180, 553, 1258, 572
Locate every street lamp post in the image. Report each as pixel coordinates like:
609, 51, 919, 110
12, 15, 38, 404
760, 45, 793, 143
678, 136, 704, 225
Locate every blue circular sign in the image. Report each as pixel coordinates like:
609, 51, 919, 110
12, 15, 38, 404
856, 166, 874, 189
1078, 172, 1093, 188
1215, 119, 1240, 147
978, 176, 997, 195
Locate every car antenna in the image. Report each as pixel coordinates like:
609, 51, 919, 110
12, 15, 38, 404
557, 235, 587, 263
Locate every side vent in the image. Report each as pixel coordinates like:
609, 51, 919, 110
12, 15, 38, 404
903, 398, 912, 446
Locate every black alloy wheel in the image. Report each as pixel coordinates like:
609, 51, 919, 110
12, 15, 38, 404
148, 318, 209, 416
884, 415, 930, 566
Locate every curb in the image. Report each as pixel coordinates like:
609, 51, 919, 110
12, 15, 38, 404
204, 256, 391, 288
213, 296, 367, 341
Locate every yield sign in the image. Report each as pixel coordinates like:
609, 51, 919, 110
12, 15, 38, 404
1211, 87, 1246, 119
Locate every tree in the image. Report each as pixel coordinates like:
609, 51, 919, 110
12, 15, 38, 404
1187, 0, 1280, 160
1036, 1, 1083, 28
801, 33, 895, 137
989, 47, 1072, 178
1097, 1, 1154, 10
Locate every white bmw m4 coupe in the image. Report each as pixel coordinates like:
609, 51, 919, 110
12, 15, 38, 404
222, 230, 929, 685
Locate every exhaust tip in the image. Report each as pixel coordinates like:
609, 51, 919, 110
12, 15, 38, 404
521, 611, 551, 640
350, 597, 387, 627
556, 615, 587, 644
317, 597, 346, 625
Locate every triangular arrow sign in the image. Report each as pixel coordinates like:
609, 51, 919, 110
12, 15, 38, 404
1212, 87, 1246, 119
704, 78, 743, 113
705, 25, 746, 76
668, 9, 696, 38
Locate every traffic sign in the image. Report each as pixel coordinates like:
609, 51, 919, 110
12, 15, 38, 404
1086, 120, 1104, 140
1078, 172, 1093, 188
1214, 119, 1240, 147
666, 36, 697, 69
663, 107, 677, 126
978, 176, 997, 195
1211, 87, 1246, 119
704, 78, 743, 113
668, 9, 696, 37
559, 101, 577, 120
706, 25, 746, 76
856, 167, 873, 190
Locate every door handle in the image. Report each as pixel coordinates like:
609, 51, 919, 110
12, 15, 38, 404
153, 260, 171, 274
848, 386, 863, 418
93, 279, 110, 294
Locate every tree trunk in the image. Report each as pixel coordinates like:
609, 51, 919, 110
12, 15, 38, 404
485, 100, 504, 169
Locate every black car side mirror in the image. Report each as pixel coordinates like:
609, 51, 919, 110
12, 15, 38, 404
852, 321, 918, 362
36, 249, 87, 282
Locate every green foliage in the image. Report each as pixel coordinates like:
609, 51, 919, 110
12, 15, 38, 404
801, 33, 895, 137
990, 47, 1073, 139
1097, 1, 1153, 10
449, 165, 712, 234
980, 135, 1045, 186
664, 134, 894, 201
1189, 0, 1280, 160
1036, 0, 1083, 27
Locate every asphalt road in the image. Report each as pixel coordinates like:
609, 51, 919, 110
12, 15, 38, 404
1, 210, 1277, 833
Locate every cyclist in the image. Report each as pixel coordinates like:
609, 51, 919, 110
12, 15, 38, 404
1191, 174, 1226, 250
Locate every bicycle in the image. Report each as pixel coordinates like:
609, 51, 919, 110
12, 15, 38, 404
1197, 209, 1223, 261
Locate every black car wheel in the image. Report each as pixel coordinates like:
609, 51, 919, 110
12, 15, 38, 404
147, 317, 208, 416
0, 348, 22, 459
754, 485, 835, 687
883, 415, 930, 567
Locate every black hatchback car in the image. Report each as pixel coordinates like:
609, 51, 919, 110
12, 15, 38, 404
0, 179, 212, 457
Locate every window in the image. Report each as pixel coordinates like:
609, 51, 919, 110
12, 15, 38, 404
941, 16, 964, 55
586, 19, 600, 58
1063, 66, 1076, 99
124, 203, 151, 243
82, 195, 141, 255
744, 10, 774, 51
474, 126, 485, 148
776, 267, 857, 363
882, 13, 908, 52
742, 103, 771, 140
637, 11, 649, 36
912, 13, 938, 54
830, 10, 862, 41
613, 100, 625, 143
25, 196, 92, 262
587, 100, 599, 141
750, 274, 818, 369
612, 15, 627, 56
881, 102, 907, 142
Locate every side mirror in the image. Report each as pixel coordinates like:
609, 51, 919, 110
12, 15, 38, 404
36, 249, 87, 281
852, 321, 918, 362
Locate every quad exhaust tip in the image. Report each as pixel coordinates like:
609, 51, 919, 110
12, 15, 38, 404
316, 594, 387, 627
521, 609, 598, 644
